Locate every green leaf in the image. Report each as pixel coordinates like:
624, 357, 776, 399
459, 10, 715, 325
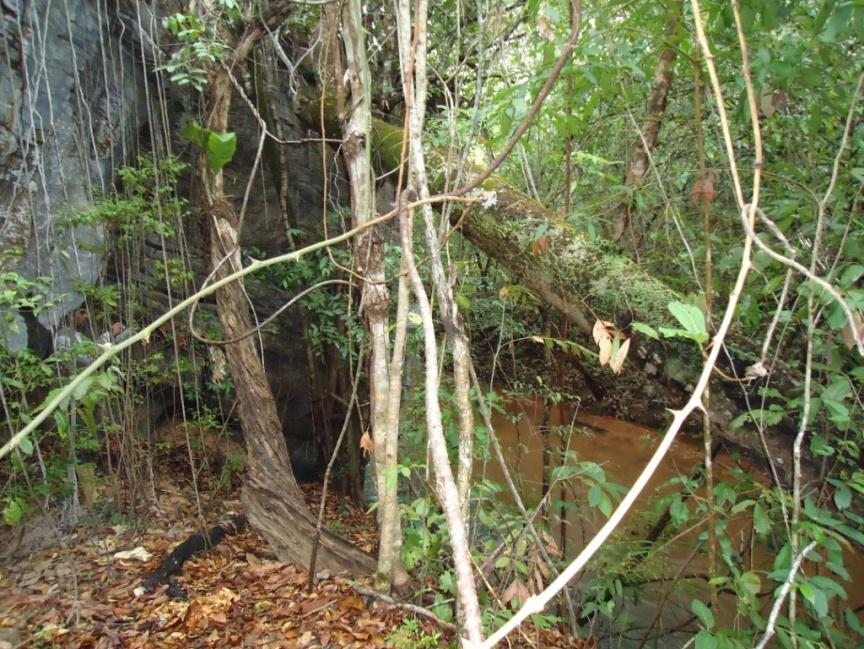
587, 484, 603, 509
738, 571, 762, 596
691, 599, 714, 630
834, 484, 852, 510
630, 321, 659, 339
800, 582, 829, 616
695, 629, 718, 649
753, 502, 771, 535
182, 121, 237, 171
206, 131, 237, 171
809, 434, 835, 457
182, 120, 209, 148
2, 499, 25, 526
18, 436, 33, 456
670, 497, 689, 524
72, 376, 94, 401
667, 301, 708, 343
598, 492, 612, 518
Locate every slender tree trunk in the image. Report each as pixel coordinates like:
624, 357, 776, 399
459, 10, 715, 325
396, 0, 476, 524
337, 0, 409, 592
608, 0, 683, 244
396, 2, 483, 642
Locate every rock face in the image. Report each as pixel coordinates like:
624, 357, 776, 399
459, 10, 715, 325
0, 0, 150, 339
0, 1, 348, 451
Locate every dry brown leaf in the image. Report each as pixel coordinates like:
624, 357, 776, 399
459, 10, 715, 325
598, 336, 612, 366
532, 568, 544, 593
592, 319, 611, 346
690, 177, 716, 205
531, 237, 550, 255
501, 578, 531, 604
339, 596, 365, 612
609, 337, 631, 375
300, 596, 336, 616
359, 432, 375, 456
841, 311, 864, 350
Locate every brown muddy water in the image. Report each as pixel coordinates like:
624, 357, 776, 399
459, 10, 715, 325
474, 398, 864, 647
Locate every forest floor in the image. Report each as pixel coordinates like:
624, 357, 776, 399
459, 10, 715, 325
0, 466, 587, 648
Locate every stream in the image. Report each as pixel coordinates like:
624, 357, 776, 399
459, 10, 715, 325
477, 397, 864, 647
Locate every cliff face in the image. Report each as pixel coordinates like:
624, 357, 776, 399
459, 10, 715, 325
0, 2, 346, 444
1, 0, 150, 340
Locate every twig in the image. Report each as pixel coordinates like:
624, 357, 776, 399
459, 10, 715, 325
352, 583, 460, 632
753, 541, 817, 649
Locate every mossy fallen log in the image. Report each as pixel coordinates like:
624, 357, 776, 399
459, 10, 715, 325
296, 95, 799, 477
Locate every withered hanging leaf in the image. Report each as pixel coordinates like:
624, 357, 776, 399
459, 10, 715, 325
609, 337, 631, 374
592, 319, 614, 346
598, 336, 612, 366
359, 432, 375, 456
501, 578, 531, 605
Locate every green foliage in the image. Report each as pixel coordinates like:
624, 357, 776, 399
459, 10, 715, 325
182, 121, 237, 172
387, 618, 441, 649
159, 5, 240, 91
658, 301, 709, 345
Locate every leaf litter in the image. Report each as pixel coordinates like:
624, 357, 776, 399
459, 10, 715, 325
0, 473, 588, 647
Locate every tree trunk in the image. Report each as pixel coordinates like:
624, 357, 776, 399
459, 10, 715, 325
194, 9, 375, 576
336, 0, 409, 591
608, 0, 683, 243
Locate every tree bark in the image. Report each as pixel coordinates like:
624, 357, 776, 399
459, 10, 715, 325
608, 0, 683, 244
194, 3, 375, 577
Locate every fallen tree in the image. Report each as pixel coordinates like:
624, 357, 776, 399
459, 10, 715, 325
296, 95, 799, 476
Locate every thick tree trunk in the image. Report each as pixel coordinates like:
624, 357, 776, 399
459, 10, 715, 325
207, 199, 374, 575
197, 26, 374, 576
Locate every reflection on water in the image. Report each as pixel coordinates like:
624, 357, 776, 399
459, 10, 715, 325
474, 398, 864, 648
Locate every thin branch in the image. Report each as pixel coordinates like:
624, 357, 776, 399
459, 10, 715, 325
753, 541, 818, 649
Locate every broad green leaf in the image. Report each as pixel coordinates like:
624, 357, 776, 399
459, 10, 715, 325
205, 131, 237, 171
691, 599, 714, 630
182, 120, 209, 148
739, 571, 762, 596
18, 437, 33, 456
667, 301, 708, 343
587, 484, 603, 509
695, 629, 718, 649
809, 435, 835, 457
834, 484, 852, 510
2, 499, 25, 526
670, 497, 689, 524
598, 492, 612, 518
182, 121, 237, 171
72, 376, 94, 401
753, 502, 771, 535
630, 321, 659, 339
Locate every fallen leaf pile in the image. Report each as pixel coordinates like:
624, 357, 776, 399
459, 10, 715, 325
0, 475, 591, 647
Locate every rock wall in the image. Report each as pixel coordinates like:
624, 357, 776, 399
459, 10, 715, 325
0, 0, 349, 446
0, 0, 151, 343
